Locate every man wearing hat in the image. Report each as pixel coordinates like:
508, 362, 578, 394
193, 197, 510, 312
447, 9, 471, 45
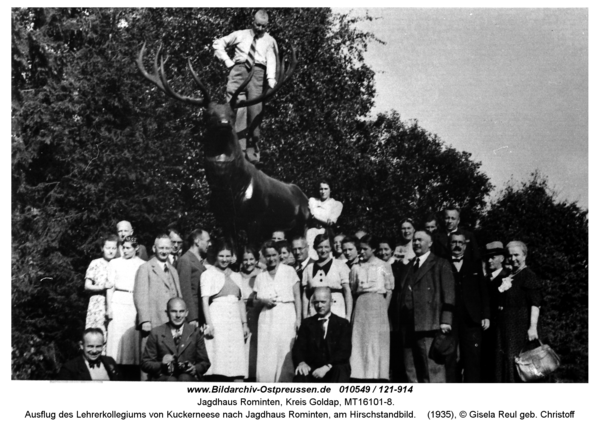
481, 241, 511, 381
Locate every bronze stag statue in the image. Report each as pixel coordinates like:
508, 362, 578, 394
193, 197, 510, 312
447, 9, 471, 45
136, 43, 309, 243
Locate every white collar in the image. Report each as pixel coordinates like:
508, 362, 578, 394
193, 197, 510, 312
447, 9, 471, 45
317, 313, 332, 321
490, 267, 503, 279
415, 251, 431, 265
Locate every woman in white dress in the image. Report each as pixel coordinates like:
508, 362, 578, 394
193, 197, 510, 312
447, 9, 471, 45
106, 236, 145, 377
201, 240, 249, 380
84, 235, 118, 339
255, 240, 302, 382
240, 245, 262, 381
302, 233, 352, 321
350, 234, 395, 381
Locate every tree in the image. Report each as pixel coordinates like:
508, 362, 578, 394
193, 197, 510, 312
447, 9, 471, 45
478, 173, 588, 382
12, 8, 493, 378
329, 112, 492, 238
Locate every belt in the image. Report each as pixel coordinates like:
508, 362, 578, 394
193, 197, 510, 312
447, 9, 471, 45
235, 62, 266, 70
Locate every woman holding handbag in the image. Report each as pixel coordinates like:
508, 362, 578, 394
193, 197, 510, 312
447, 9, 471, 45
494, 241, 543, 382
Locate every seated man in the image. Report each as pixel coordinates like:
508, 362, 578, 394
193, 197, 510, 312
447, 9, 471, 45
57, 328, 120, 381
292, 287, 351, 382
141, 298, 210, 381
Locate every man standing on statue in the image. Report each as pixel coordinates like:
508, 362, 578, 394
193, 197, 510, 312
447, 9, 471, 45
213, 9, 278, 165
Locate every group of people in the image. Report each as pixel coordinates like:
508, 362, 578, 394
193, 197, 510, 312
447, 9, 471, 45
59, 177, 542, 384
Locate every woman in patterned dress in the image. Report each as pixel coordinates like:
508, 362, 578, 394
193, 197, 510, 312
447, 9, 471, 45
240, 245, 262, 381
84, 234, 118, 339
302, 233, 352, 321
105, 235, 145, 378
201, 239, 249, 380
255, 240, 302, 382
350, 234, 395, 381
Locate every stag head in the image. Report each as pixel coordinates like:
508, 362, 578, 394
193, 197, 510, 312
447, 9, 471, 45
136, 42, 297, 163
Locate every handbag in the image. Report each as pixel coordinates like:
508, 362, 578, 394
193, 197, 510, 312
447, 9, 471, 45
514, 339, 560, 382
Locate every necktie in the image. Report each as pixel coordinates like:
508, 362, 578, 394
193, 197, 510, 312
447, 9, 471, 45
245, 35, 258, 70
318, 318, 327, 339
413, 258, 420, 272
164, 264, 169, 274
173, 328, 182, 346
88, 359, 101, 369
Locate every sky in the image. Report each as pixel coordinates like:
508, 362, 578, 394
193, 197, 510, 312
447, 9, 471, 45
332, 7, 588, 208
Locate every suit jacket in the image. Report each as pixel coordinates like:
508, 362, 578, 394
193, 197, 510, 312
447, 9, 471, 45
292, 313, 351, 370
57, 355, 120, 381
398, 253, 455, 332
134, 258, 182, 328
389, 260, 408, 331
177, 250, 207, 324
451, 257, 490, 325
141, 323, 210, 378
486, 267, 511, 321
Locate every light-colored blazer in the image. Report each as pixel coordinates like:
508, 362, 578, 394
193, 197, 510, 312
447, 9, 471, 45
134, 257, 182, 328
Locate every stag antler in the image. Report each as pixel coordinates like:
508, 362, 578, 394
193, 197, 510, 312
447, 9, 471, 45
136, 42, 211, 108
231, 46, 298, 108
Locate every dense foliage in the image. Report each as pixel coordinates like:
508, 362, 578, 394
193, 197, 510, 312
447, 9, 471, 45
478, 173, 588, 382
13, 8, 584, 382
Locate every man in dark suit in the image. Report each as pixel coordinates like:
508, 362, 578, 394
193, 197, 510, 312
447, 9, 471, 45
142, 298, 210, 381
177, 229, 211, 328
293, 287, 352, 382
446, 232, 490, 383
398, 230, 455, 383
57, 328, 120, 381
436, 207, 480, 261
482, 240, 511, 381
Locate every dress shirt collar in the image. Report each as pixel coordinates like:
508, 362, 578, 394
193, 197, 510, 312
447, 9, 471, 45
317, 312, 332, 321
415, 251, 431, 266
317, 313, 331, 337
301, 257, 313, 270
490, 267, 503, 280
84, 357, 110, 381
453, 258, 464, 271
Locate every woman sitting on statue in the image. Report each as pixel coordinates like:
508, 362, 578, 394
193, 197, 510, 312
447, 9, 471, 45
306, 180, 344, 260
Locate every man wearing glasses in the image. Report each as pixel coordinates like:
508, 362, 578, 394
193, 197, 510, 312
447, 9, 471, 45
213, 9, 278, 165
